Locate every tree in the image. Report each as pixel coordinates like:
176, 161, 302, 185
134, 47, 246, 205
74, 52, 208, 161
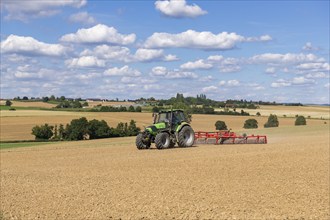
22, 96, 29, 100
135, 106, 142, 112
215, 120, 227, 130
264, 114, 279, 128
5, 100, 12, 106
65, 117, 89, 140
31, 124, 54, 140
127, 120, 141, 136
152, 106, 160, 113
128, 105, 135, 112
295, 116, 306, 126
244, 119, 258, 129
88, 119, 111, 139
256, 112, 261, 116
42, 96, 49, 102
82, 102, 89, 107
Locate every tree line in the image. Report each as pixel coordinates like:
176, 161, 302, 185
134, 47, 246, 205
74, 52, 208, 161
31, 117, 141, 141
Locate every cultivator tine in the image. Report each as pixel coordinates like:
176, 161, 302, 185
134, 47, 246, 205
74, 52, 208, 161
194, 131, 267, 145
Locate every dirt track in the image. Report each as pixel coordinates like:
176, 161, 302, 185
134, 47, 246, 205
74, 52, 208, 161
1, 125, 329, 219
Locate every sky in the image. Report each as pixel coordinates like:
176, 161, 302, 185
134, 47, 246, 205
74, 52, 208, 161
1, 0, 329, 104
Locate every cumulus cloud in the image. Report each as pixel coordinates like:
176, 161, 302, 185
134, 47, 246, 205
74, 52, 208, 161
151, 66, 167, 76
144, 30, 271, 50
150, 66, 197, 79
265, 67, 276, 74
202, 86, 218, 92
134, 48, 164, 62
305, 72, 329, 79
325, 83, 330, 88
296, 62, 330, 71
65, 56, 105, 68
155, 0, 207, 18
68, 12, 96, 25
302, 42, 319, 51
218, 80, 240, 87
1, 34, 68, 56
104, 65, 141, 76
271, 77, 315, 88
60, 24, 136, 45
163, 54, 179, 61
251, 53, 323, 64
2, 0, 86, 21
180, 59, 213, 70
271, 79, 291, 88
80, 45, 131, 62
207, 55, 224, 62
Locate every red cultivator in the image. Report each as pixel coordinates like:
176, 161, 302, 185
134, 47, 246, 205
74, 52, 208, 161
194, 130, 267, 145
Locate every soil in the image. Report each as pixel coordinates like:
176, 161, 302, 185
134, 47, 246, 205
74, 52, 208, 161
1, 125, 329, 219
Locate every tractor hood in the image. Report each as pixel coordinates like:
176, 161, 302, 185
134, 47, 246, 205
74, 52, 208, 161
145, 122, 166, 134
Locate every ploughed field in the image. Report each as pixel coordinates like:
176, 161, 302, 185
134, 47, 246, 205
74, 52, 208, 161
1, 109, 330, 219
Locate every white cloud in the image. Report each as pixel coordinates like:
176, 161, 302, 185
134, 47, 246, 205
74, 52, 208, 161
219, 65, 241, 73
251, 53, 323, 64
202, 86, 218, 92
150, 66, 197, 79
302, 42, 319, 51
227, 79, 240, 86
163, 54, 179, 61
265, 67, 276, 74
1, 34, 68, 56
2, 0, 86, 21
66, 56, 105, 68
104, 65, 141, 76
246, 35, 272, 42
144, 30, 271, 50
60, 24, 136, 45
271, 79, 291, 88
134, 48, 164, 62
296, 62, 330, 71
306, 72, 329, 79
218, 80, 240, 87
324, 83, 330, 89
207, 55, 224, 62
166, 70, 197, 79
80, 45, 131, 62
151, 66, 167, 76
155, 0, 207, 18
292, 77, 315, 85
180, 59, 213, 70
69, 12, 96, 25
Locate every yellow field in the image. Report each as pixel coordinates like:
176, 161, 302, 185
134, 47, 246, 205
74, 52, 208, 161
0, 110, 327, 141
0, 108, 329, 219
220, 105, 330, 119
1, 124, 329, 219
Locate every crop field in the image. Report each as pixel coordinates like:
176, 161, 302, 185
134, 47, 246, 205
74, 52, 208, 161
0, 107, 329, 219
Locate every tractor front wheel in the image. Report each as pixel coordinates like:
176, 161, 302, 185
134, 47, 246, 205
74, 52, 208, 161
178, 126, 195, 147
136, 133, 151, 150
155, 132, 170, 149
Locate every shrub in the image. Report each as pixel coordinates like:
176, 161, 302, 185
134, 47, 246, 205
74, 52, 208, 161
295, 116, 306, 126
128, 105, 135, 112
32, 124, 54, 140
135, 106, 142, 112
256, 112, 261, 116
5, 100, 12, 106
264, 114, 279, 128
64, 117, 89, 140
244, 119, 258, 129
88, 119, 112, 139
215, 120, 227, 130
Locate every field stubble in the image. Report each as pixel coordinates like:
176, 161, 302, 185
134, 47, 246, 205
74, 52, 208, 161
0, 123, 329, 219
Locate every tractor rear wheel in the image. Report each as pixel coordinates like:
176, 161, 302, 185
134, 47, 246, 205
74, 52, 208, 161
178, 126, 195, 147
155, 132, 170, 149
136, 133, 150, 149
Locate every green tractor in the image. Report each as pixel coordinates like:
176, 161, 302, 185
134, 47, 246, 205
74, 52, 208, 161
136, 109, 195, 149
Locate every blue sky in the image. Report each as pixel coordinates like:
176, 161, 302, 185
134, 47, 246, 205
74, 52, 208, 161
1, 0, 329, 104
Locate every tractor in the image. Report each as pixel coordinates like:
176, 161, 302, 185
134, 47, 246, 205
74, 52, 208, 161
135, 109, 195, 149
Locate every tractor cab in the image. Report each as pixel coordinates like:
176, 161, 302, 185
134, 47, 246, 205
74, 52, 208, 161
153, 110, 187, 127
